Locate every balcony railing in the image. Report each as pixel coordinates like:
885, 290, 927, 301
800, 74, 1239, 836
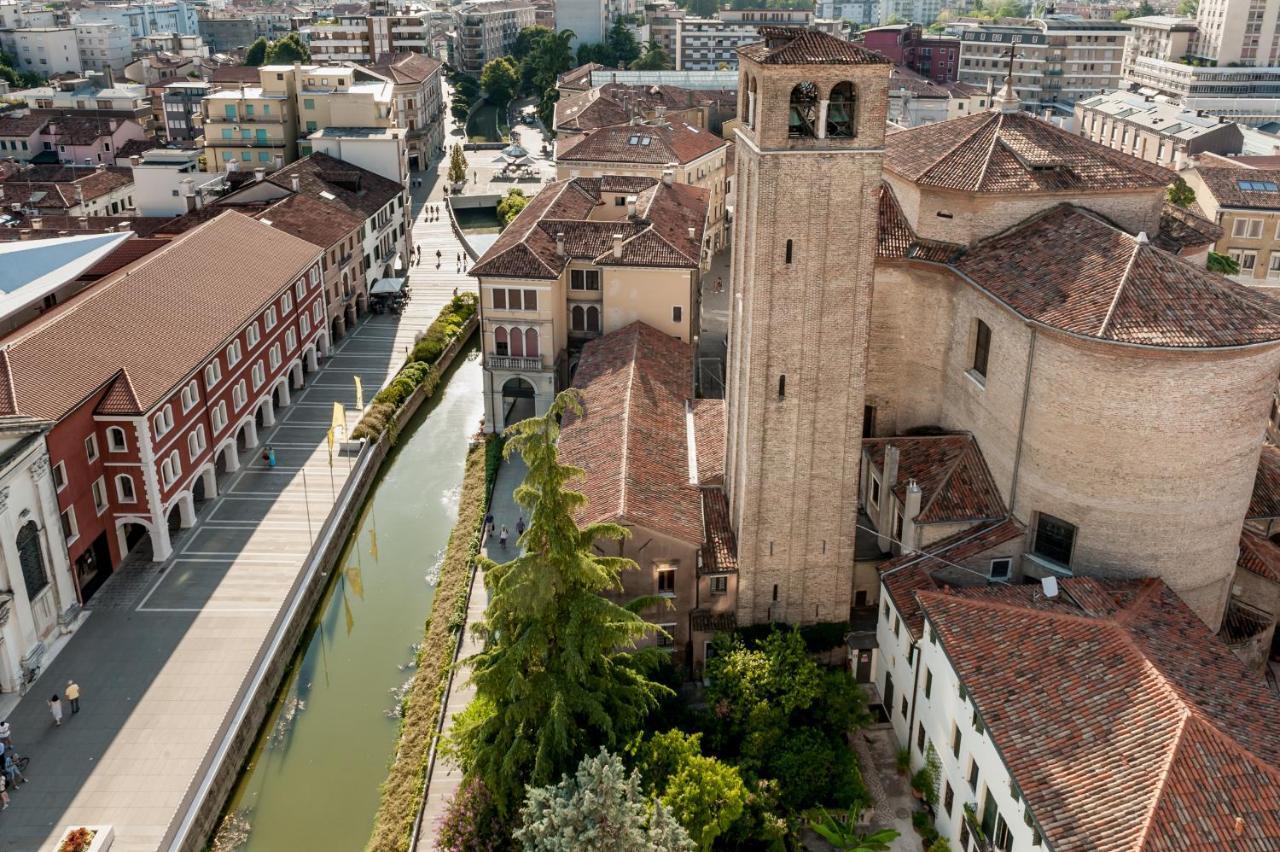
487, 355, 544, 371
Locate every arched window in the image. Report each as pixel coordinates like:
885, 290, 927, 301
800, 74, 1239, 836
785, 239, 793, 264
510, 327, 524, 357
117, 474, 136, 503
17, 521, 47, 600
828, 82, 856, 138
788, 82, 819, 138
524, 328, 539, 358
106, 426, 127, 452
571, 305, 586, 331
494, 326, 509, 356
586, 306, 601, 333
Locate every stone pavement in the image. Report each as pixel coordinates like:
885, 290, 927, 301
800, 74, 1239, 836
698, 247, 732, 399
416, 453, 527, 851
0, 166, 474, 852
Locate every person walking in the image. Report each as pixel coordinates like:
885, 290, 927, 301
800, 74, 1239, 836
3, 749, 24, 788
498, 525, 509, 548
516, 515, 525, 537
715, 276, 723, 294
0, 720, 11, 747
65, 680, 80, 714
483, 512, 494, 540
47, 694, 62, 727
1, 770, 9, 810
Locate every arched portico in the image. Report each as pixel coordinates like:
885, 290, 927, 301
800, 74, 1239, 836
271, 376, 291, 410
215, 438, 240, 474
116, 516, 169, 563
256, 396, 276, 428
167, 491, 196, 530
191, 463, 217, 503
235, 417, 258, 453
317, 329, 331, 357
303, 344, 320, 373
289, 360, 305, 389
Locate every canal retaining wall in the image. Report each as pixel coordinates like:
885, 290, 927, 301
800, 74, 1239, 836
165, 316, 479, 852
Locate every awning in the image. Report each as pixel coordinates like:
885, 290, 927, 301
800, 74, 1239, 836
370, 277, 406, 296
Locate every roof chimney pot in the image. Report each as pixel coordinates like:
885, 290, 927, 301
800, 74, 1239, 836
612, 232, 623, 258
254, 167, 266, 182
291, 174, 301, 193
555, 231, 565, 256
662, 169, 674, 186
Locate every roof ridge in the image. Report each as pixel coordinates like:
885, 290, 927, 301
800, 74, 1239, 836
617, 325, 639, 519
912, 112, 996, 185
1097, 237, 1143, 337
973, 112, 1005, 191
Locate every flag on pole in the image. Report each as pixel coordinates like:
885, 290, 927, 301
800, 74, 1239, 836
354, 376, 364, 411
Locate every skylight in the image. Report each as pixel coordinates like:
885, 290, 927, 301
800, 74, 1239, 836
627, 135, 652, 146
1237, 180, 1279, 192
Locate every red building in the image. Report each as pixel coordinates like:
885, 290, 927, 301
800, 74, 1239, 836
861, 24, 961, 84
0, 211, 326, 600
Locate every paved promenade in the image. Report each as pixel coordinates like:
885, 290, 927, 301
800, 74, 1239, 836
416, 454, 526, 851
0, 177, 473, 851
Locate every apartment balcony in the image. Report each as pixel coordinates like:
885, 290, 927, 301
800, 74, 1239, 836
486, 355, 544, 371
1044, 68, 1065, 76
206, 114, 288, 125
209, 138, 287, 149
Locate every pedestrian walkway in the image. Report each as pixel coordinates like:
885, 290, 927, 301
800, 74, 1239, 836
0, 160, 474, 852
416, 453, 526, 851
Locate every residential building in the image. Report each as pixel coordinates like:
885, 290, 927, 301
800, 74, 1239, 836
307, 126, 408, 184
0, 163, 136, 216
1120, 14, 1196, 76
1, 28, 83, 76
878, 576, 1280, 851
1121, 59, 1280, 126
304, 12, 431, 65
861, 23, 961, 83
451, 0, 536, 75
1237, 448, 1280, 669
878, 0, 944, 27
161, 79, 212, 141
954, 16, 1130, 111
675, 9, 816, 71
196, 16, 258, 52
0, 211, 326, 598
39, 115, 150, 166
555, 120, 730, 251
555, 0, 607, 47
74, 1, 200, 39
0, 111, 47, 161
817, 0, 879, 27
1182, 162, 1280, 288
1075, 89, 1244, 168
128, 145, 223, 215
363, 51, 444, 171
1192, 0, 1280, 66
470, 174, 708, 431
18, 75, 154, 129
74, 22, 132, 74
134, 31, 209, 58
642, 1, 684, 57
0, 2, 56, 30
553, 79, 738, 138
886, 66, 986, 127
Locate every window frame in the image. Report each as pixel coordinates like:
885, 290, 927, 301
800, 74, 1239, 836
106, 426, 127, 453
989, 557, 1012, 581
656, 563, 678, 597
115, 473, 136, 503
61, 505, 78, 544
84, 434, 99, 464
971, 317, 992, 381
91, 476, 108, 515
1031, 512, 1076, 569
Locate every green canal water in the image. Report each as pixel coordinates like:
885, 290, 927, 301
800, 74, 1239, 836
215, 346, 483, 852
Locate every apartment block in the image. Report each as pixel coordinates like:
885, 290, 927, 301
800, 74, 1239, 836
675, 8, 815, 71
1075, 89, 1243, 168
1, 27, 82, 76
1183, 163, 1280, 288
75, 22, 132, 74
306, 13, 430, 64
862, 23, 961, 84
452, 0, 536, 75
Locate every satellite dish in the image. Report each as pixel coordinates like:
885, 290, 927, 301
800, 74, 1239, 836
1041, 576, 1059, 598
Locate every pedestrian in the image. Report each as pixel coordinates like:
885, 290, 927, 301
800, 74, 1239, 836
452, 286, 458, 297
0, 771, 8, 810
715, 276, 723, 293
516, 515, 525, 536
456, 252, 461, 264
65, 679, 80, 714
3, 749, 24, 787
48, 694, 62, 727
499, 525, 509, 547
484, 512, 494, 539
0, 720, 11, 747
473, 170, 477, 184
436, 249, 441, 261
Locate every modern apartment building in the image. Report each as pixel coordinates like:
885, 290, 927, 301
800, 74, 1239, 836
1, 27, 81, 76
1075, 89, 1244, 168
74, 1, 199, 39
305, 13, 431, 64
878, 0, 944, 27
675, 8, 816, 71
74, 22, 132, 74
954, 17, 1129, 111
555, 0, 606, 46
452, 0, 536, 75
363, 51, 445, 171
862, 23, 961, 83
1193, 0, 1280, 65
1120, 14, 1196, 75
162, 79, 211, 141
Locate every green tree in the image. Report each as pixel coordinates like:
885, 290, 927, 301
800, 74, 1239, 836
497, 188, 529, 226
1112, 9, 1134, 20
265, 32, 309, 63
513, 24, 552, 61
687, 0, 718, 15
515, 749, 695, 851
630, 41, 671, 71
447, 142, 468, 185
450, 390, 672, 814
810, 806, 900, 852
607, 18, 642, 67
480, 56, 519, 104
629, 730, 747, 851
1137, 0, 1155, 14
537, 86, 559, 128
1176, 0, 1197, 14
1167, 175, 1196, 207
1208, 251, 1240, 274
526, 29, 576, 93
244, 36, 268, 66
576, 41, 615, 67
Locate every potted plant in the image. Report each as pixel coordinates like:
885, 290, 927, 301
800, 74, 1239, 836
911, 762, 940, 807
56, 825, 113, 852
447, 143, 468, 193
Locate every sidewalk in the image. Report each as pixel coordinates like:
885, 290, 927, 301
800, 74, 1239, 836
416, 453, 527, 851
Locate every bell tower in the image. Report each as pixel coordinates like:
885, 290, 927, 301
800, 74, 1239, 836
724, 28, 890, 625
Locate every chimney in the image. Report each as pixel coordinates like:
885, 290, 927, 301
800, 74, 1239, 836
626, 196, 637, 217
291, 174, 301, 193
900, 479, 922, 552
555, 231, 565, 256
611, 233, 623, 258
96, 162, 106, 172
129, 155, 141, 168
662, 168, 674, 186
876, 444, 900, 552
687, 226, 695, 239
29, 216, 42, 229
78, 215, 89, 229
180, 177, 195, 210
274, 155, 283, 170
1174, 148, 1188, 171
254, 167, 266, 182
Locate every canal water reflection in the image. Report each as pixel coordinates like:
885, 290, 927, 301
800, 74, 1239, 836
217, 347, 482, 852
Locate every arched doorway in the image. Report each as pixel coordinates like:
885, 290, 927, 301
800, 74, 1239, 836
501, 377, 536, 428
331, 315, 345, 343
192, 465, 217, 504
119, 520, 154, 562
17, 521, 54, 635
290, 360, 304, 389
255, 397, 275, 429
272, 379, 290, 411
216, 440, 239, 475
236, 419, 257, 453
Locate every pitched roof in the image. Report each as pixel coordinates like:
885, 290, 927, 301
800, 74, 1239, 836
1238, 528, 1280, 583
692, 397, 724, 486
554, 88, 631, 133
0, 166, 134, 209
700, 488, 737, 574
210, 65, 265, 84
470, 177, 707, 279
0, 211, 319, 420
558, 62, 611, 91
885, 110, 1173, 193
1153, 200, 1223, 254
41, 115, 131, 146
557, 120, 727, 166
114, 138, 160, 160
0, 113, 48, 136
368, 51, 441, 84
877, 182, 962, 263
918, 579, 1280, 851
952, 204, 1280, 348
1197, 165, 1280, 210
1249, 445, 1280, 520
268, 151, 403, 219
879, 517, 1025, 638
256, 191, 363, 248
739, 26, 890, 65
558, 322, 702, 545
862, 433, 1006, 524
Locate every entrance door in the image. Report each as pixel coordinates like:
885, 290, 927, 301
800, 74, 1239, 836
76, 532, 113, 602
854, 649, 873, 683
883, 671, 894, 718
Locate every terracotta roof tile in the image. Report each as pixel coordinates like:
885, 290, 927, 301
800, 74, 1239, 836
557, 120, 726, 166
0, 113, 48, 136
692, 397, 724, 485
1248, 445, 1280, 519
740, 27, 890, 65
42, 115, 132, 146
0, 212, 320, 420
0, 166, 133, 210
862, 433, 1005, 524
1193, 166, 1280, 210
700, 488, 737, 575
876, 183, 962, 262
1154, 201, 1223, 254
953, 205, 1280, 348
1238, 529, 1280, 583
885, 110, 1172, 193
268, 152, 404, 220
559, 322, 702, 545
918, 579, 1280, 851
257, 192, 363, 248
368, 51, 441, 84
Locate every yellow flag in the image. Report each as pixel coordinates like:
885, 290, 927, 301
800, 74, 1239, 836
354, 376, 364, 410
345, 563, 364, 599
369, 527, 379, 561
331, 402, 345, 434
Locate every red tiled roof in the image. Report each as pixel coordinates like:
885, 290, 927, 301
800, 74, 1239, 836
267, 152, 404, 220
257, 192, 363, 249
692, 397, 724, 486
953, 204, 1280, 348
740, 27, 890, 65
0, 113, 48, 136
700, 488, 737, 575
0, 166, 133, 209
559, 322, 702, 545
1249, 445, 1280, 520
471, 177, 707, 279
1154, 201, 1223, 255
918, 578, 1280, 851
1194, 166, 1280, 210
1238, 528, 1280, 583
879, 517, 1025, 638
210, 65, 265, 84
368, 51, 441, 84
557, 120, 726, 166
77, 236, 172, 280
862, 433, 1005, 524
42, 115, 132, 146
557, 62, 611, 91
0, 212, 320, 420
554, 88, 630, 133
885, 110, 1172, 193
876, 183, 962, 263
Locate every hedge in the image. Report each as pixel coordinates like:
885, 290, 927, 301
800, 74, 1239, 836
365, 436, 491, 851
351, 293, 478, 441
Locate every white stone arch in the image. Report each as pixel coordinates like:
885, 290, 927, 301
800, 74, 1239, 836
302, 343, 319, 373
234, 415, 259, 452
317, 328, 331, 357
214, 435, 240, 473
165, 489, 196, 530
115, 515, 159, 561
289, 359, 305, 389
190, 462, 217, 503
270, 375, 291, 410
256, 394, 276, 428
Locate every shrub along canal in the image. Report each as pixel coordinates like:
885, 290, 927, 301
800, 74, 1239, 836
212, 346, 482, 852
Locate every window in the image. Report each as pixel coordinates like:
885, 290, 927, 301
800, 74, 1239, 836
265, 307, 277, 330
116, 474, 136, 503
303, 98, 315, 109
1237, 179, 1279, 192
187, 426, 206, 461
525, 328, 539, 358
784, 239, 793, 264
1230, 248, 1258, 271
247, 321, 260, 347
508, 289, 522, 310
1032, 512, 1076, 567
672, 305, 683, 324
494, 326, 509, 356
161, 451, 181, 487
971, 318, 991, 379
656, 623, 677, 649
60, 505, 78, 543
523, 289, 537, 311
893, 614, 900, 637
916, 722, 926, 752
492, 288, 506, 309
870, 474, 881, 506
778, 374, 786, 399
710, 575, 728, 595
84, 434, 99, 463
286, 329, 297, 352
270, 344, 282, 370
106, 426, 127, 452
828, 81, 856, 137
989, 558, 1012, 580
1270, 253, 1280, 279
252, 361, 266, 390
569, 269, 601, 290
181, 379, 199, 412
943, 781, 954, 816
788, 81, 818, 137
657, 563, 677, 596
1233, 217, 1265, 238
233, 380, 248, 410
952, 724, 962, 758
227, 340, 242, 366
92, 476, 108, 514
52, 461, 67, 491
313, 302, 323, 324
154, 405, 174, 438
900, 696, 908, 718
300, 313, 311, 336
282, 292, 292, 313
924, 668, 933, 698
973, 708, 985, 735
968, 757, 980, 791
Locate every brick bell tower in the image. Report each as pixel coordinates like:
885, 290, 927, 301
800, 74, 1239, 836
724, 27, 890, 626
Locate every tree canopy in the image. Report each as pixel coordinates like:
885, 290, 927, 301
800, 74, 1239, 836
447, 143, 468, 185
630, 730, 747, 851
449, 389, 671, 815
630, 41, 672, 71
244, 36, 268, 66
480, 56, 519, 104
497, 188, 529, 227
264, 32, 309, 63
1167, 175, 1196, 208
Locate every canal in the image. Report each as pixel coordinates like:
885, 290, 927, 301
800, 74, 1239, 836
214, 345, 483, 852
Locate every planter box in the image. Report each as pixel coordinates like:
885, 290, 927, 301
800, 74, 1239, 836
54, 825, 113, 852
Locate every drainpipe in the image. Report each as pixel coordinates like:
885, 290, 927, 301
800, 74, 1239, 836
1008, 325, 1038, 516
